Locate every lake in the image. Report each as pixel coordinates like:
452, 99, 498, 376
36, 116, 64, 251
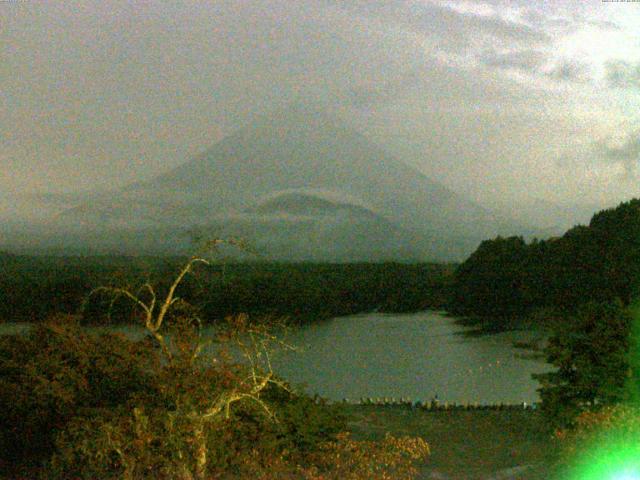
0, 311, 550, 404
267, 311, 550, 404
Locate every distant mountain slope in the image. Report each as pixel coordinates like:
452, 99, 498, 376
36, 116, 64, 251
51, 105, 525, 260
248, 191, 367, 216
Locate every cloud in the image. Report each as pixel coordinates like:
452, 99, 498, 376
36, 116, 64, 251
339, 1, 608, 89
427, 3, 550, 45
587, 18, 622, 31
478, 48, 592, 85
478, 48, 547, 73
520, 9, 575, 33
544, 59, 591, 83
606, 60, 640, 89
346, 70, 423, 108
332, 0, 551, 55
1, 0, 639, 210
597, 129, 640, 177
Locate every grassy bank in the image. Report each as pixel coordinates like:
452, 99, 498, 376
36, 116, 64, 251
0, 403, 562, 480
344, 404, 558, 479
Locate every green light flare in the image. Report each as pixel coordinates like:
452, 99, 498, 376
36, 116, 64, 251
559, 432, 640, 479
559, 303, 640, 480
612, 472, 640, 480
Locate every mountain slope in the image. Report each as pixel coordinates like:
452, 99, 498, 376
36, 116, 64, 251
52, 105, 524, 260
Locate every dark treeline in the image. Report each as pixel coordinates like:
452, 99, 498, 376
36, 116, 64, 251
0, 254, 454, 325
449, 199, 640, 427
449, 198, 640, 322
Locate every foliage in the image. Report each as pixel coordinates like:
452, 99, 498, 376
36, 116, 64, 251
47, 413, 428, 480
449, 236, 528, 317
450, 198, 640, 323
589, 199, 640, 305
449, 199, 640, 437
1, 256, 430, 479
534, 301, 632, 428
300, 432, 430, 480
0, 255, 453, 324
0, 314, 157, 469
553, 404, 640, 478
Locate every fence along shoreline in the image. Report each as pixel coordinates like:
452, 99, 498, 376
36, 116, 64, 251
318, 397, 538, 411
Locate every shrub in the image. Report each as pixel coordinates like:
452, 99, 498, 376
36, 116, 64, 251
40, 315, 349, 479
0, 314, 156, 470
534, 300, 632, 428
301, 432, 430, 480
2, 255, 430, 479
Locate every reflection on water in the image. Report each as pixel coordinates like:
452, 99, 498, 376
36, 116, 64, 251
0, 311, 550, 404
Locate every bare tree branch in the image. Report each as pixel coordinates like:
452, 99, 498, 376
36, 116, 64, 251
155, 257, 210, 332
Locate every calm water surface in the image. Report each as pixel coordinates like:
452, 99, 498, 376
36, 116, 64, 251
266, 311, 550, 404
2, 311, 550, 404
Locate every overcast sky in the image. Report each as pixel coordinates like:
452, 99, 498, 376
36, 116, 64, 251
2, 0, 640, 207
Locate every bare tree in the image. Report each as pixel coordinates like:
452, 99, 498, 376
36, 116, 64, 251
88, 244, 291, 480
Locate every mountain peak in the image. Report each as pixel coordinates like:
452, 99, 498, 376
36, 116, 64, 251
51, 105, 525, 260
235, 101, 349, 141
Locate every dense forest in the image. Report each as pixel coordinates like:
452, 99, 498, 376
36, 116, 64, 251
449, 198, 640, 321
449, 198, 640, 435
0, 255, 454, 325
